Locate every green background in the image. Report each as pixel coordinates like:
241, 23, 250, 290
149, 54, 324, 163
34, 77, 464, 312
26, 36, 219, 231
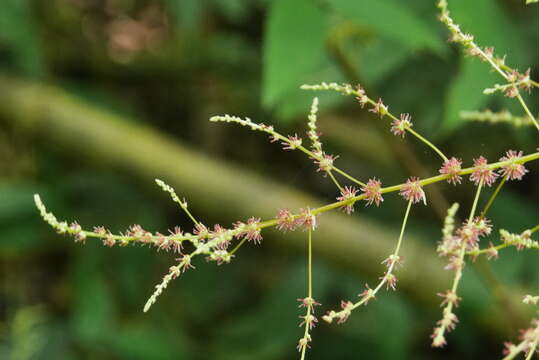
1, 0, 538, 359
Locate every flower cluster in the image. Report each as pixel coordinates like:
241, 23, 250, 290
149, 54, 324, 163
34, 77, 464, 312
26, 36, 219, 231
439, 157, 462, 185
390, 113, 413, 137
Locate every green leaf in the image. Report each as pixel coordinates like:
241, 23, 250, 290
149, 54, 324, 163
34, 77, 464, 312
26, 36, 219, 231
443, 59, 497, 132
0, 0, 45, 75
262, 0, 329, 109
327, 0, 446, 55
527, 0, 539, 4
70, 249, 115, 345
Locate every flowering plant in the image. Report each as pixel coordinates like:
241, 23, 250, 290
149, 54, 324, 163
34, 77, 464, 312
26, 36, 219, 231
34, 1, 539, 358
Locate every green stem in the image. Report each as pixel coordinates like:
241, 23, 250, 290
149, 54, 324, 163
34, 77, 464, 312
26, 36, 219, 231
405, 127, 449, 162
515, 92, 539, 131
327, 170, 344, 191
480, 176, 507, 218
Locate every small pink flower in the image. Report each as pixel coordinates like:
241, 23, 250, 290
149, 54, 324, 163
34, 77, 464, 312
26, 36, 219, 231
355, 85, 369, 107
282, 134, 302, 150
431, 327, 447, 347
297, 297, 321, 308
276, 208, 297, 232
473, 217, 492, 237
336, 186, 359, 214
296, 208, 318, 231
235, 217, 262, 244
381, 272, 398, 291
360, 178, 384, 206
470, 156, 498, 187
439, 157, 463, 185
437, 290, 461, 307
399, 177, 426, 204
193, 223, 210, 238
315, 153, 338, 173
358, 284, 375, 305
499, 150, 528, 180
369, 98, 388, 117
390, 113, 412, 137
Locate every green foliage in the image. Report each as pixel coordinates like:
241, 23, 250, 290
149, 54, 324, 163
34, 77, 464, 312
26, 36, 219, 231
0, 0, 45, 76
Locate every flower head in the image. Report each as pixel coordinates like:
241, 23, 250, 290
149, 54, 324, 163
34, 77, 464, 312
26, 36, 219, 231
499, 150, 528, 181
315, 153, 338, 173
439, 157, 463, 185
399, 177, 426, 204
276, 208, 297, 232
282, 134, 302, 150
336, 186, 358, 214
390, 113, 412, 137
360, 178, 384, 207
470, 156, 498, 186
369, 98, 388, 117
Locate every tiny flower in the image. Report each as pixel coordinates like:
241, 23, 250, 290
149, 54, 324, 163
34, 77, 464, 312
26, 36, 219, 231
518, 68, 532, 92
336, 186, 359, 214
470, 156, 498, 187
237, 217, 263, 244
439, 157, 463, 185
358, 284, 375, 305
499, 150, 528, 181
504, 86, 519, 98
390, 113, 412, 137
431, 327, 447, 347
483, 46, 494, 59
457, 221, 480, 247
399, 177, 426, 205
360, 178, 384, 207
299, 313, 318, 330
486, 243, 499, 260
282, 134, 302, 150
381, 272, 398, 291
296, 208, 318, 231
297, 297, 321, 308
315, 153, 338, 173
355, 85, 369, 107
103, 232, 115, 247
369, 98, 389, 117
438, 311, 459, 331
503, 342, 516, 356
382, 254, 403, 269
437, 290, 461, 307
337, 300, 354, 323
276, 208, 297, 232
297, 335, 311, 352
193, 223, 210, 238
473, 217, 492, 237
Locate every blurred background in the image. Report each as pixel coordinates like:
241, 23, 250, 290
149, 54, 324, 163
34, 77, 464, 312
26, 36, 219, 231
1, 0, 539, 359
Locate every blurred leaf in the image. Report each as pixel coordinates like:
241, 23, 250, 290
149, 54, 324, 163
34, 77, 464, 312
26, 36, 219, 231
262, 0, 329, 111
0, 183, 42, 223
165, 0, 204, 30
444, 59, 497, 132
327, 0, 446, 55
442, 0, 530, 132
70, 248, 115, 345
0, 0, 45, 75
109, 322, 190, 360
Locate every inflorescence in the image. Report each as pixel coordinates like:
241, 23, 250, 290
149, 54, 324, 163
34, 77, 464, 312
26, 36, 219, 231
35, 1, 539, 359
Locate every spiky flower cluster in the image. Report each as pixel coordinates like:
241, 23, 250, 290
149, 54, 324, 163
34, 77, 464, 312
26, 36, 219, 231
33, 1, 539, 358
399, 177, 426, 205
